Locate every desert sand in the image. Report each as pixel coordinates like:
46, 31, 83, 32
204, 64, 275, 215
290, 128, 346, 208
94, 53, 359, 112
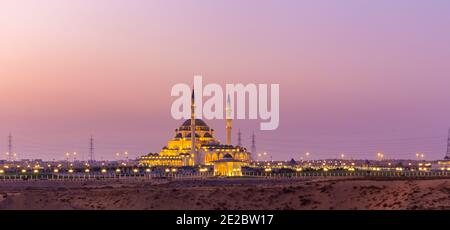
1, 177, 449, 210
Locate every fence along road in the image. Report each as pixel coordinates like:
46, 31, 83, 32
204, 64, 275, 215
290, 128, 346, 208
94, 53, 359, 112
1, 171, 450, 182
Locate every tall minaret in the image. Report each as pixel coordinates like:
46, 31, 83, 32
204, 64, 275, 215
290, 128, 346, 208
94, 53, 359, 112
226, 94, 232, 145
190, 89, 197, 160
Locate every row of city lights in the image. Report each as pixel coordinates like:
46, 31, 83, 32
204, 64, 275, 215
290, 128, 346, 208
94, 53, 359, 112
257, 152, 427, 160
3, 151, 429, 162
0, 168, 153, 174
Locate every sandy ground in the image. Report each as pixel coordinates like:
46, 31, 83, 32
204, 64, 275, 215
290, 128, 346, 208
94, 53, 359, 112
0, 177, 449, 210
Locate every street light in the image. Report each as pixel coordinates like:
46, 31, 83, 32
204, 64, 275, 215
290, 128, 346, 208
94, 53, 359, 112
377, 152, 384, 161
416, 153, 425, 160
116, 151, 130, 162
124, 152, 129, 161
305, 152, 311, 161
65, 152, 77, 162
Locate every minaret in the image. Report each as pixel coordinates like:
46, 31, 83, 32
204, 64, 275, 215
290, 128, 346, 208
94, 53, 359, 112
226, 94, 232, 145
190, 89, 197, 162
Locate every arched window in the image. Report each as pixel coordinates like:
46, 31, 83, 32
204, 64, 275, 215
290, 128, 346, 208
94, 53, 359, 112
212, 153, 218, 162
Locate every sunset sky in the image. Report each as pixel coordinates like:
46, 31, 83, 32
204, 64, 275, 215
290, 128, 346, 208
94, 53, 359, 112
1, 0, 450, 161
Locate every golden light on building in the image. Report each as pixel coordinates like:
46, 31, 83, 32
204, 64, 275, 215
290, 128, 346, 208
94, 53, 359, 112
101, 169, 107, 173
214, 154, 244, 176
139, 92, 250, 167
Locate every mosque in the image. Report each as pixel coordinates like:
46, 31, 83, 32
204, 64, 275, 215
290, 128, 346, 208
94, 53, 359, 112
139, 90, 251, 172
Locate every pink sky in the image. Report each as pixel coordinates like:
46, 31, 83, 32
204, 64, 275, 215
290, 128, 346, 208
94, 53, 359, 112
1, 0, 450, 160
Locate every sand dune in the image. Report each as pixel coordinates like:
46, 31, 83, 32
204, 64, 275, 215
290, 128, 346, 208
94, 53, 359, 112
0, 177, 449, 210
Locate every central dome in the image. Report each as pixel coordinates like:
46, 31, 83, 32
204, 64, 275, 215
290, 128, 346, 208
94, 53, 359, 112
178, 119, 213, 132
175, 119, 214, 138
181, 119, 209, 127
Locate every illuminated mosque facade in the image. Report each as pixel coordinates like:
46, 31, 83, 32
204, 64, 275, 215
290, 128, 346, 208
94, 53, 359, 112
139, 90, 251, 171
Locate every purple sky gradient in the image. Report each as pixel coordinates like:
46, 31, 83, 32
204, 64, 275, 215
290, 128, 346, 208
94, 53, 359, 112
1, 0, 450, 161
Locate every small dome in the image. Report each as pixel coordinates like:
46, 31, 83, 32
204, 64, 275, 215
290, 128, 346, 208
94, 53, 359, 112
223, 153, 233, 159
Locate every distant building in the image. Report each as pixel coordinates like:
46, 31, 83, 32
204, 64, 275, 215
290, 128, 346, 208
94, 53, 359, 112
435, 160, 450, 171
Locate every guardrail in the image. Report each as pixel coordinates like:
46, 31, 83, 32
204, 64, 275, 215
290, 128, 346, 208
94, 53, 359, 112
0, 172, 215, 182
0, 171, 449, 182
242, 171, 450, 178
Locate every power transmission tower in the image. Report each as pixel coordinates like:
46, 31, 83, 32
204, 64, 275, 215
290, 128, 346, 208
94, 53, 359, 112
238, 129, 242, 146
8, 133, 12, 161
446, 129, 450, 160
90, 136, 95, 162
251, 132, 256, 158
